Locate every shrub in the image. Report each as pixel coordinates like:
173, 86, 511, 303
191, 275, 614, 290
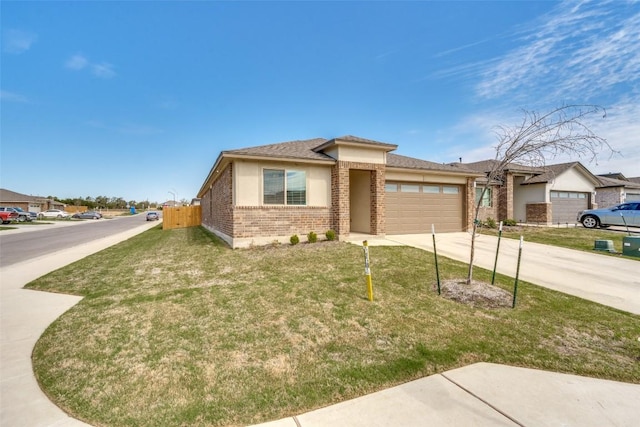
504, 218, 518, 226
484, 217, 497, 229
307, 231, 317, 243
290, 235, 299, 245
325, 229, 336, 241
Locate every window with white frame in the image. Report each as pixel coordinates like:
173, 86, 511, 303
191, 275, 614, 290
475, 187, 492, 207
263, 169, 306, 205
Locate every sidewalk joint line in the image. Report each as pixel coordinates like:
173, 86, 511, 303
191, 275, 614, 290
293, 415, 302, 427
441, 373, 526, 427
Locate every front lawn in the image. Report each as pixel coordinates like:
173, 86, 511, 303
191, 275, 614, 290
28, 226, 640, 427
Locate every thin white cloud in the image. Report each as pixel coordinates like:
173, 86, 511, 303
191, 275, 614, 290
92, 62, 116, 79
65, 54, 116, 79
0, 90, 29, 103
476, 0, 640, 102
2, 29, 37, 54
65, 54, 89, 70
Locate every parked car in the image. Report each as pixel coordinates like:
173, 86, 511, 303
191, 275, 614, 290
578, 202, 640, 228
0, 207, 19, 224
11, 207, 34, 222
146, 211, 160, 221
72, 211, 102, 220
38, 209, 70, 219
0, 207, 29, 222
28, 212, 38, 221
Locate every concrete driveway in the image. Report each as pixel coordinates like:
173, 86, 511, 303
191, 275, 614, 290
380, 232, 640, 315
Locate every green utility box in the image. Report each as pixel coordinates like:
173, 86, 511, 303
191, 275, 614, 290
622, 236, 640, 258
594, 240, 615, 253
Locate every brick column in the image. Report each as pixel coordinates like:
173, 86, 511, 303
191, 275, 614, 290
370, 167, 386, 235
499, 172, 514, 221
466, 178, 475, 231
331, 162, 351, 236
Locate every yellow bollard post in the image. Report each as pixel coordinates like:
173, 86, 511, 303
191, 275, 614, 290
363, 240, 374, 301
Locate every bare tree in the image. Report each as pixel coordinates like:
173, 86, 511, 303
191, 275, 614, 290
467, 104, 614, 285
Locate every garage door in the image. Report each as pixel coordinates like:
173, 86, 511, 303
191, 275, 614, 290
550, 191, 589, 223
385, 182, 464, 234
626, 193, 640, 202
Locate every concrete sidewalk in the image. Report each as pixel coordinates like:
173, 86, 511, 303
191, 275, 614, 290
2, 228, 639, 427
1, 221, 160, 427
252, 363, 640, 427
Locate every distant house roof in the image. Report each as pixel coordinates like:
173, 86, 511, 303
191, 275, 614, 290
462, 159, 544, 175
461, 160, 600, 186
0, 188, 62, 205
597, 176, 640, 190
388, 154, 479, 174
598, 172, 627, 180
521, 162, 598, 185
628, 177, 640, 184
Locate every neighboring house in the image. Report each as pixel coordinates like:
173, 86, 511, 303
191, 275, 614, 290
462, 161, 600, 225
0, 188, 65, 213
595, 174, 640, 206
197, 135, 482, 248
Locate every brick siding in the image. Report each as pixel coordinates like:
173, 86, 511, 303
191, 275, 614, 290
596, 187, 623, 207
201, 163, 234, 237
232, 206, 331, 238
526, 202, 551, 224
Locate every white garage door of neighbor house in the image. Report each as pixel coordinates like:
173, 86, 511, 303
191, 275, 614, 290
551, 191, 589, 224
385, 182, 464, 234
626, 193, 640, 202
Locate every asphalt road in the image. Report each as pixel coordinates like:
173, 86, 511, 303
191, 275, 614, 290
0, 215, 158, 268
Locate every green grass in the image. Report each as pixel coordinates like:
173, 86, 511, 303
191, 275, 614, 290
479, 225, 640, 259
28, 226, 640, 427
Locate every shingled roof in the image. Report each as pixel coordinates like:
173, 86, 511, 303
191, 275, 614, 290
463, 159, 543, 174
597, 176, 640, 189
388, 154, 479, 174
223, 138, 333, 162
521, 162, 599, 185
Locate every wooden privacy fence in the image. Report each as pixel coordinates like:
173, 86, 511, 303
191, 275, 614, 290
162, 206, 202, 230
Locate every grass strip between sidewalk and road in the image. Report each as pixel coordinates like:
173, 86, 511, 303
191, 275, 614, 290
28, 225, 640, 427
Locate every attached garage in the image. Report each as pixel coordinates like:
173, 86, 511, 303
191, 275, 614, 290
385, 182, 464, 233
626, 192, 640, 202
550, 191, 589, 223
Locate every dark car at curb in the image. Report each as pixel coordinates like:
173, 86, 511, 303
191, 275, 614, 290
577, 202, 640, 229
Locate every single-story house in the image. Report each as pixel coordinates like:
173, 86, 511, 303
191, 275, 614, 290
595, 174, 640, 206
197, 135, 482, 248
461, 160, 601, 225
0, 188, 65, 213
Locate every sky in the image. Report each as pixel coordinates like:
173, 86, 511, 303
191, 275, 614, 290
2, 0, 639, 204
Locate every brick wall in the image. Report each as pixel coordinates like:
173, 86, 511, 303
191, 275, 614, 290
498, 172, 514, 221
526, 202, 551, 224
201, 163, 234, 237
232, 206, 331, 238
596, 187, 623, 207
